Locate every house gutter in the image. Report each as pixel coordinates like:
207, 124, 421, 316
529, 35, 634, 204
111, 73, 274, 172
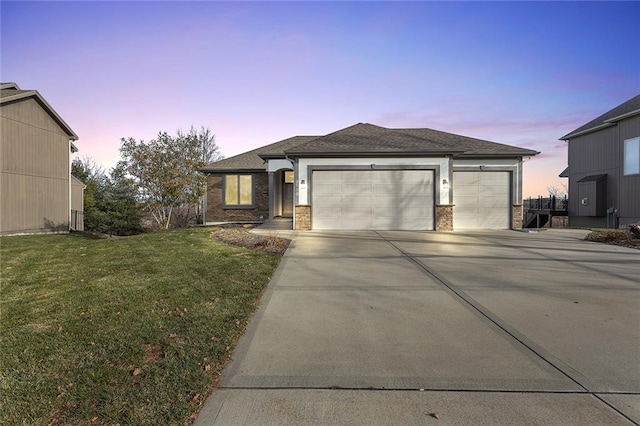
560, 122, 616, 140
604, 108, 640, 123
283, 150, 466, 158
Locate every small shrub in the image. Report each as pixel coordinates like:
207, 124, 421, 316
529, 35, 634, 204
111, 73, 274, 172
628, 223, 640, 239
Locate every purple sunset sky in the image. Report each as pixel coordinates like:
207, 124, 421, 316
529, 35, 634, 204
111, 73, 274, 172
2, 1, 639, 197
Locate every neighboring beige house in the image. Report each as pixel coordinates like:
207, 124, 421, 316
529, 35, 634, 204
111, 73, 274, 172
1, 82, 82, 235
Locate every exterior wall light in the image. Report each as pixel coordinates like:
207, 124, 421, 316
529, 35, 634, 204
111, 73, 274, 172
442, 178, 449, 191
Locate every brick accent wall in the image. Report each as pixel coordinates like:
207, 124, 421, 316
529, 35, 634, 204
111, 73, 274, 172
512, 204, 523, 229
295, 205, 311, 230
205, 173, 269, 222
436, 204, 454, 231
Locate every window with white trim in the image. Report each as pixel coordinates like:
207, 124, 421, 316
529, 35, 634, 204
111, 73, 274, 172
624, 137, 640, 175
224, 175, 253, 207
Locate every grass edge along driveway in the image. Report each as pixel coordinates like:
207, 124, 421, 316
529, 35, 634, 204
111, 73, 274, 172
0, 228, 281, 425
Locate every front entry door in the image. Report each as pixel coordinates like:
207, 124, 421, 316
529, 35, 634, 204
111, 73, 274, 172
282, 171, 294, 217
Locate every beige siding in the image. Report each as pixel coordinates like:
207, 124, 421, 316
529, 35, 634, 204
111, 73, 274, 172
1, 99, 70, 179
70, 176, 85, 212
1, 172, 69, 233
1, 99, 71, 234
1, 97, 66, 134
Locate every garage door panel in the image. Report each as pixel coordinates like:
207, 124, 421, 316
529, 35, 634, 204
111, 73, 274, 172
479, 196, 509, 207
454, 195, 479, 205
453, 171, 510, 230
342, 170, 371, 182
342, 184, 372, 196
343, 204, 373, 217
402, 183, 432, 196
372, 170, 395, 183
373, 206, 430, 218
348, 195, 373, 206
314, 183, 341, 196
480, 184, 509, 194
373, 183, 397, 194
312, 170, 434, 230
313, 204, 340, 217
455, 185, 481, 195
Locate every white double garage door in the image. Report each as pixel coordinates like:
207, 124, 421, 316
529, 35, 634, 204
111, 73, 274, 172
311, 170, 510, 231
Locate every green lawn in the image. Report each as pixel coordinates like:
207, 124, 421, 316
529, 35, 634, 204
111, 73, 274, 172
0, 228, 281, 425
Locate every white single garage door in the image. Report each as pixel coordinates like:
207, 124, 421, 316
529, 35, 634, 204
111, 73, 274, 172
312, 170, 434, 230
453, 171, 511, 230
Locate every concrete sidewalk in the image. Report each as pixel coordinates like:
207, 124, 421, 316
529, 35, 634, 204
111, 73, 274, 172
196, 230, 640, 425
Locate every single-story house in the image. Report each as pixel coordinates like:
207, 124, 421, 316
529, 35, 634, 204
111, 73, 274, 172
1, 82, 83, 235
560, 94, 640, 228
201, 123, 539, 231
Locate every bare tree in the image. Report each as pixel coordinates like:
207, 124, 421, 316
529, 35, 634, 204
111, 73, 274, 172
178, 126, 224, 164
547, 183, 568, 198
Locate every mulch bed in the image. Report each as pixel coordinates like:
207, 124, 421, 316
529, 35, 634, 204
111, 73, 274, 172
585, 230, 640, 249
211, 227, 291, 255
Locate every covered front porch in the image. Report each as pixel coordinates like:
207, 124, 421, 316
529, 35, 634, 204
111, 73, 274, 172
267, 168, 294, 219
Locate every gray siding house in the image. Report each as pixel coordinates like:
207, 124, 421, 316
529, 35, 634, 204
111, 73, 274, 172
202, 123, 538, 231
1, 82, 82, 235
561, 94, 640, 228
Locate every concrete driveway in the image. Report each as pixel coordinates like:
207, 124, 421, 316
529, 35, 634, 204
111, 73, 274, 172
196, 229, 640, 425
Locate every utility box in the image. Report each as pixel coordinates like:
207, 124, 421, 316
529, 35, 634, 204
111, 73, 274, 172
577, 174, 607, 216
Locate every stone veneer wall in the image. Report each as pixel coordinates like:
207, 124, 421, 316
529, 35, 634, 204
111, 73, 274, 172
205, 173, 269, 222
295, 205, 311, 230
512, 204, 523, 229
436, 204, 454, 231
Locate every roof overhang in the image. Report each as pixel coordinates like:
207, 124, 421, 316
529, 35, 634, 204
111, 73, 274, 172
560, 122, 616, 140
455, 151, 539, 158
283, 150, 463, 158
577, 174, 607, 183
559, 167, 569, 178
604, 108, 640, 124
258, 153, 288, 160
199, 168, 266, 174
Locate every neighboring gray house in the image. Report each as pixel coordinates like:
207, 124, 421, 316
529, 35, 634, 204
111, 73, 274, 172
560, 94, 640, 228
0, 82, 82, 235
202, 123, 538, 231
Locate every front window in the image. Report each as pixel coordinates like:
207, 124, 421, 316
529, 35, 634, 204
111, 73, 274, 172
624, 137, 640, 175
224, 175, 253, 207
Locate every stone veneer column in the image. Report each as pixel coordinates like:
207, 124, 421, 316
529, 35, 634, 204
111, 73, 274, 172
512, 204, 523, 229
436, 204, 454, 231
294, 205, 311, 230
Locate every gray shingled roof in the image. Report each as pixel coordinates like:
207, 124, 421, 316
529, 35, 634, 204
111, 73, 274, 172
286, 123, 538, 157
561, 94, 640, 140
1, 88, 33, 98
202, 123, 538, 172
284, 123, 459, 155
200, 135, 318, 171
392, 127, 538, 157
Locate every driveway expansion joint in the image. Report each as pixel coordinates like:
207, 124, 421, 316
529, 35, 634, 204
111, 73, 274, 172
374, 231, 590, 392
375, 231, 640, 425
